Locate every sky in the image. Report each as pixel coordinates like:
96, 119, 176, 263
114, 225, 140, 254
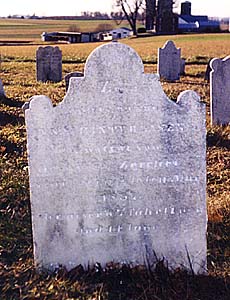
1, 0, 230, 18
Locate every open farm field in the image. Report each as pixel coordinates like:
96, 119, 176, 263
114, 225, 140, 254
0, 33, 230, 299
0, 31, 230, 64
0, 18, 129, 42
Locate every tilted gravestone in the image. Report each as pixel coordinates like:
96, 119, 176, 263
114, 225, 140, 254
158, 40, 182, 81
0, 79, 5, 97
24, 42, 207, 273
210, 56, 230, 125
36, 46, 62, 82
64, 72, 84, 91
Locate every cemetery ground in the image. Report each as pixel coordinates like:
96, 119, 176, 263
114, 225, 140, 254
0, 34, 230, 299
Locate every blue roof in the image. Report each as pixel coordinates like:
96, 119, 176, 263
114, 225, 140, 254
180, 15, 208, 23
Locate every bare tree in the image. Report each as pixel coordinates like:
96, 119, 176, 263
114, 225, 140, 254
114, 0, 145, 35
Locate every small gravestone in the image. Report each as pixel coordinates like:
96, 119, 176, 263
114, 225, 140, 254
158, 40, 181, 81
24, 42, 206, 273
210, 57, 230, 125
36, 46, 62, 82
205, 59, 212, 82
0, 79, 5, 97
64, 72, 84, 91
180, 58, 186, 75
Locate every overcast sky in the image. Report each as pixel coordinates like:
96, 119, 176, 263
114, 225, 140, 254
1, 0, 229, 18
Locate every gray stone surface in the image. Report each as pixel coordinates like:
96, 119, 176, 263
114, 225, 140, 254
158, 40, 181, 81
24, 42, 207, 273
64, 72, 84, 91
210, 56, 230, 125
36, 46, 62, 82
0, 79, 5, 97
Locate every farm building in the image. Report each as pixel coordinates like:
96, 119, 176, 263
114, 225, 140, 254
178, 15, 220, 33
109, 27, 133, 39
178, 1, 220, 33
145, 0, 221, 34
98, 32, 113, 41
41, 31, 97, 43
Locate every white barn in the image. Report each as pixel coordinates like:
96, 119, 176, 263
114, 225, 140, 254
109, 27, 133, 39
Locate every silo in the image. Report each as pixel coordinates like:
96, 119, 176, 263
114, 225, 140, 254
181, 1, 192, 15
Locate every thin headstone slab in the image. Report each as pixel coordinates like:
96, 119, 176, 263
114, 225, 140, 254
64, 72, 84, 91
0, 79, 5, 97
36, 46, 62, 82
180, 58, 186, 75
210, 56, 230, 125
158, 40, 181, 81
205, 58, 213, 82
24, 42, 206, 273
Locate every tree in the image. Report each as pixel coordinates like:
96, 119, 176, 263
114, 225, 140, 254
114, 0, 145, 35
114, 0, 179, 35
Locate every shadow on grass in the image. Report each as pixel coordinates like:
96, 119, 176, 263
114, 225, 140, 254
207, 131, 230, 149
0, 111, 24, 127
0, 137, 22, 154
0, 259, 229, 300
0, 96, 24, 108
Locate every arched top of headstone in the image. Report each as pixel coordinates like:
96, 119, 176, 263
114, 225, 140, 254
160, 40, 179, 52
210, 56, 230, 125
210, 56, 230, 72
36, 46, 62, 56
84, 41, 144, 82
158, 40, 181, 81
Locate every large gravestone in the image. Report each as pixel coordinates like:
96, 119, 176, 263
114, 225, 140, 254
64, 72, 84, 91
36, 46, 62, 82
24, 42, 207, 273
158, 40, 181, 81
210, 56, 230, 125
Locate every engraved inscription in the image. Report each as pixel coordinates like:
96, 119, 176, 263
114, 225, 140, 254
37, 206, 203, 221
48, 123, 185, 137
119, 160, 178, 170
79, 123, 184, 136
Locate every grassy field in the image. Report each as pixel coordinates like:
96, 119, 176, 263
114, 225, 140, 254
0, 18, 130, 41
0, 26, 230, 299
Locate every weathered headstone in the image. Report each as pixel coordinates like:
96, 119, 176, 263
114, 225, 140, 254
36, 46, 62, 82
24, 42, 206, 273
64, 72, 84, 91
210, 56, 230, 125
0, 79, 5, 97
158, 40, 181, 81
